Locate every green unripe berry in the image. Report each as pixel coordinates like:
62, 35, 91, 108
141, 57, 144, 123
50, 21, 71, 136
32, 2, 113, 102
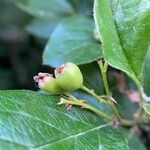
55, 62, 83, 91
34, 73, 62, 94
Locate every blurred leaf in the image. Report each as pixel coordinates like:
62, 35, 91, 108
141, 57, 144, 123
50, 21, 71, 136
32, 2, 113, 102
111, 73, 139, 119
122, 129, 147, 150
14, 0, 74, 18
0, 45, 6, 57
0, 0, 30, 28
0, 90, 128, 149
26, 18, 59, 38
0, 69, 13, 89
43, 16, 103, 67
113, 91, 139, 119
94, 0, 150, 87
70, 0, 93, 15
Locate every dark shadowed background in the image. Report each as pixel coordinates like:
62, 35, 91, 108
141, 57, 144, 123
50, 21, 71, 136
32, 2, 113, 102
0, 0, 93, 90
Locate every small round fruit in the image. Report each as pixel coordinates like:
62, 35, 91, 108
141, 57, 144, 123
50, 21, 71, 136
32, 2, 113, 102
34, 72, 62, 94
55, 62, 83, 91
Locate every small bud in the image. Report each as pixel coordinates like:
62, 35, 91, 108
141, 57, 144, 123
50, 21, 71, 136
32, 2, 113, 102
34, 72, 62, 94
55, 62, 83, 91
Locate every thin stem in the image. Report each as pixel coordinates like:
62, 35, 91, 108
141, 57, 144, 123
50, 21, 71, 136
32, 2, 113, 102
98, 60, 120, 119
137, 86, 144, 106
60, 95, 150, 127
121, 118, 149, 126
98, 60, 110, 96
58, 97, 112, 121
80, 85, 108, 104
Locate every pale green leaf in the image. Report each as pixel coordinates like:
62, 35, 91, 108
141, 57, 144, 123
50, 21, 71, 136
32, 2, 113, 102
43, 16, 103, 67
26, 18, 59, 38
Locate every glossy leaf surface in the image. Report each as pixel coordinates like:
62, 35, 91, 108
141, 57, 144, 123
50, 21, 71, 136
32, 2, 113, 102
94, 0, 150, 86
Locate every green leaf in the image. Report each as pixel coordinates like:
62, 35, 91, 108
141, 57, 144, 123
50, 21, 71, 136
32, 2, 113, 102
80, 62, 104, 95
43, 16, 103, 67
70, 0, 93, 15
122, 129, 146, 150
94, 0, 150, 87
14, 0, 74, 18
26, 18, 59, 38
0, 90, 128, 149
